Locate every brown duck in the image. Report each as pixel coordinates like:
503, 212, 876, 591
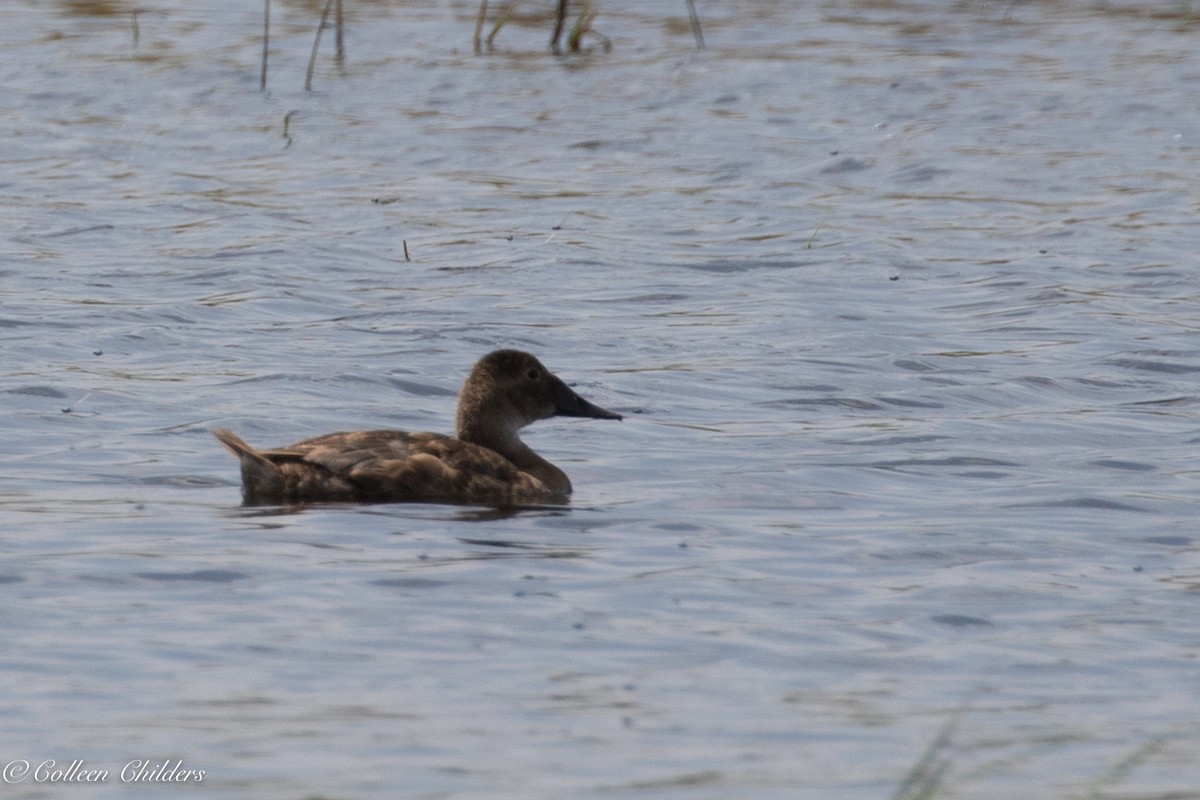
213, 350, 622, 507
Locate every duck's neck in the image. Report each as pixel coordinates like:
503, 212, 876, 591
459, 424, 572, 496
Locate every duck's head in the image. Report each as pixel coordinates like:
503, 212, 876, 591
455, 350, 621, 444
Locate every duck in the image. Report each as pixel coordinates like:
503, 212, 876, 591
213, 349, 622, 507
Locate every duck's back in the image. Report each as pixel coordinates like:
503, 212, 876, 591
214, 428, 565, 507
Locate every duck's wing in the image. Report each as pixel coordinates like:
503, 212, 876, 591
271, 430, 442, 474
256, 430, 559, 506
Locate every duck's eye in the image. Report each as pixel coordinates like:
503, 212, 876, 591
526, 368, 540, 381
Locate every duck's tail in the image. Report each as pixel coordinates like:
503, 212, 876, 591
213, 428, 272, 465
213, 428, 290, 505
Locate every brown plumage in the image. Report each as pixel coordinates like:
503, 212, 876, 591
213, 350, 622, 507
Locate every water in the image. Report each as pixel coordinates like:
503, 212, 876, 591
3, 0, 1200, 797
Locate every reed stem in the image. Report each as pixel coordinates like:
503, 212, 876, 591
684, 0, 704, 48
473, 0, 489, 53
305, 0, 338, 91
260, 0, 270, 90
550, 0, 567, 54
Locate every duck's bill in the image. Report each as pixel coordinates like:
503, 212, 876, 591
553, 381, 623, 421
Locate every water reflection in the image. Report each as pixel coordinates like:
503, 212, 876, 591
452, 535, 591, 561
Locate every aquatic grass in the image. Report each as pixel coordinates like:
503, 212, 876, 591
684, 0, 705, 49
805, 210, 830, 250
893, 720, 1073, 800
550, 0, 568, 54
566, 1, 602, 53
475, 0, 584, 54
1068, 731, 1175, 800
476, 0, 703, 54
473, 0, 489, 53
280, 110, 295, 148
268, 0, 703, 69
891, 694, 1061, 800
260, 0, 269, 90
891, 713, 958, 800
895, 711, 1192, 799
260, 0, 345, 91
476, 0, 523, 54
305, 0, 346, 92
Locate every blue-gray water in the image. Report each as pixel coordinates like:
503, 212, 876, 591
3, 1, 1200, 797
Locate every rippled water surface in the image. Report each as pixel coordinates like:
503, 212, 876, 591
4, 1, 1200, 797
